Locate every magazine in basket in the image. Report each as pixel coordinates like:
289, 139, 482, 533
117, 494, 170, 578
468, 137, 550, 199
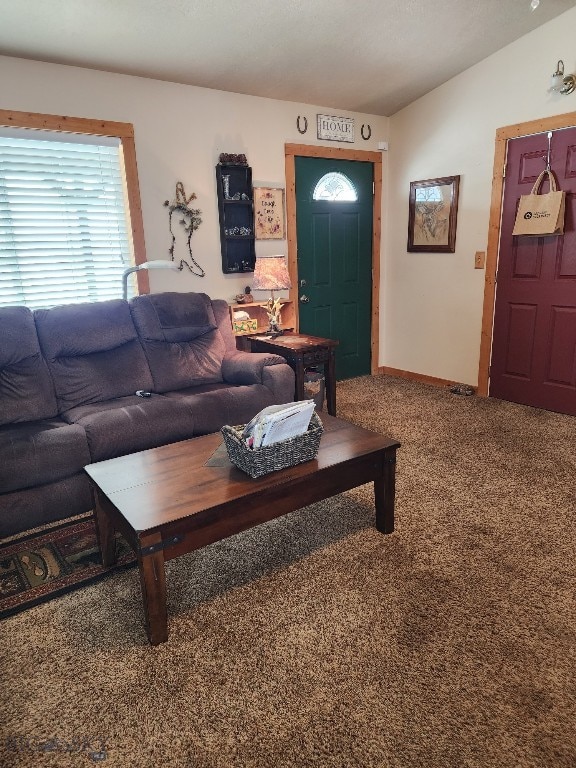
242, 400, 316, 448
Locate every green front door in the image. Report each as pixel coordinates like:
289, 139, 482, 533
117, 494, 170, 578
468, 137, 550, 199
295, 157, 373, 380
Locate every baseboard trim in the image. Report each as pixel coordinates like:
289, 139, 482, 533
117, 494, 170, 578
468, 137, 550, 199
378, 366, 459, 389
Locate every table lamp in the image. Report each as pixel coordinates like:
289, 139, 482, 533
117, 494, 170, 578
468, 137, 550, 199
252, 255, 292, 336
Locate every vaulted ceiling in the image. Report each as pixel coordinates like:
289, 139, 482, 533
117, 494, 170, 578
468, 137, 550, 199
1, 0, 574, 116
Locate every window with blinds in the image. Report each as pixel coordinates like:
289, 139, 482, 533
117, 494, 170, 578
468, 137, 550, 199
0, 129, 133, 310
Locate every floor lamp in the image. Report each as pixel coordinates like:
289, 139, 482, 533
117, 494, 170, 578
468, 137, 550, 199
122, 260, 180, 300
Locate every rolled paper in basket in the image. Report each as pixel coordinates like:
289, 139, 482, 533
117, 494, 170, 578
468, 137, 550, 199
221, 413, 324, 478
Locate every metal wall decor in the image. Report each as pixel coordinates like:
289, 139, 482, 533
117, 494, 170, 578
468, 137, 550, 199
296, 116, 308, 134
361, 124, 372, 140
164, 182, 205, 276
317, 114, 355, 143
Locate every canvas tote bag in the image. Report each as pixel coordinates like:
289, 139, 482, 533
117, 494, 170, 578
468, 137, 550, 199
512, 169, 565, 236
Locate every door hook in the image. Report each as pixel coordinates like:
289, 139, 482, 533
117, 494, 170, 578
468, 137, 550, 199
546, 131, 552, 171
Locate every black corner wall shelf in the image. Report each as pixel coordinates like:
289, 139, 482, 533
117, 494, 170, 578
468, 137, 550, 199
216, 163, 255, 274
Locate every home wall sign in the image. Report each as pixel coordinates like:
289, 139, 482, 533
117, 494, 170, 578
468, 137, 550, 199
317, 114, 355, 143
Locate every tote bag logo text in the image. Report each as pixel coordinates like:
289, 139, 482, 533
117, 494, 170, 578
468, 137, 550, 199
524, 211, 551, 220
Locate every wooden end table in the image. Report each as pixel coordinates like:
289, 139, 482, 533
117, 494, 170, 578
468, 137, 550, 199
247, 333, 339, 415
85, 415, 400, 645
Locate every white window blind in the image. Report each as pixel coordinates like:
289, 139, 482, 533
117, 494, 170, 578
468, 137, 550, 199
0, 131, 132, 309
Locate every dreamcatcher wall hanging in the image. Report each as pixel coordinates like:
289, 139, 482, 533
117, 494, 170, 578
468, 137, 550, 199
163, 182, 206, 277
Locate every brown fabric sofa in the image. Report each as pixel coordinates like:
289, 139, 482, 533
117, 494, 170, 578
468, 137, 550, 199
0, 292, 295, 538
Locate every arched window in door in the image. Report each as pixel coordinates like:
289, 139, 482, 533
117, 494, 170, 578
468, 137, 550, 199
312, 172, 358, 202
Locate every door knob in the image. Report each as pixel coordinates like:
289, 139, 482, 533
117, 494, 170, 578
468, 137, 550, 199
300, 294, 310, 303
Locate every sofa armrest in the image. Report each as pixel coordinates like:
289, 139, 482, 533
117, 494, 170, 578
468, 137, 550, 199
221, 352, 287, 385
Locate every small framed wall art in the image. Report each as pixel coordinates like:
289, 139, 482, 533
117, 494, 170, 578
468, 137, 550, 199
407, 175, 460, 252
254, 187, 285, 240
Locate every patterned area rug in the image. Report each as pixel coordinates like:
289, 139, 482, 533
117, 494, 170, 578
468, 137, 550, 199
0, 518, 136, 619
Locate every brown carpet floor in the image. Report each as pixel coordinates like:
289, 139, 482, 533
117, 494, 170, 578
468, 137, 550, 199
1, 375, 575, 767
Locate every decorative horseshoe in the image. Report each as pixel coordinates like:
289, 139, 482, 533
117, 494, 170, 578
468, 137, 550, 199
297, 116, 308, 134
361, 124, 372, 140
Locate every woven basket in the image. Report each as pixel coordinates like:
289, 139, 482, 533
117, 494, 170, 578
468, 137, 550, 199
221, 412, 324, 478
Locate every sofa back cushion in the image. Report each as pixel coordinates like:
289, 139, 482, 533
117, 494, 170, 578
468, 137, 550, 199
211, 298, 240, 354
0, 306, 58, 425
130, 292, 226, 392
35, 299, 153, 411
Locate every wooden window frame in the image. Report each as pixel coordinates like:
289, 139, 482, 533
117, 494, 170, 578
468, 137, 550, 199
0, 109, 149, 296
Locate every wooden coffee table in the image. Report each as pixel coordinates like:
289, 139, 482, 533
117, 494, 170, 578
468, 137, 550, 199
85, 415, 400, 645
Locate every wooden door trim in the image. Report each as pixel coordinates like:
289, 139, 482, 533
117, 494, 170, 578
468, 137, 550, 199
285, 143, 382, 375
478, 111, 576, 396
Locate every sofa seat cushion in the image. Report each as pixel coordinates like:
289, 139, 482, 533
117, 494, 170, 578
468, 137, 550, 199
0, 418, 91, 493
164, 383, 279, 435
62, 394, 196, 462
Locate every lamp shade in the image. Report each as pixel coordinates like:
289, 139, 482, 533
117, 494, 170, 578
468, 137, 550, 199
252, 256, 292, 291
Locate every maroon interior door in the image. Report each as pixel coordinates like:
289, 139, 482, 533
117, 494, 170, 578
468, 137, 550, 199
490, 128, 576, 416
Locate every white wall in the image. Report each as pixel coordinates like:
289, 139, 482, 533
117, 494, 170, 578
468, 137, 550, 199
0, 55, 389, 306
385, 6, 576, 385
3, 4, 576, 387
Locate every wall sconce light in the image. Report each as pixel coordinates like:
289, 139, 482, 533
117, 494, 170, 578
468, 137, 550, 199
122, 259, 180, 300
550, 60, 576, 95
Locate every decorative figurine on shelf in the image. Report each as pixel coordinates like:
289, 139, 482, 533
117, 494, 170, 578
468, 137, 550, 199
164, 182, 205, 277
263, 296, 284, 336
234, 286, 253, 304
218, 153, 248, 166
222, 175, 232, 200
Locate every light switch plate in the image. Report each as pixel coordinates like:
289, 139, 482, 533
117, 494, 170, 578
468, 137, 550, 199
474, 251, 485, 269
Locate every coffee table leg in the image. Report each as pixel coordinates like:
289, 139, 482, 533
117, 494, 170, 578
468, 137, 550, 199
93, 488, 117, 568
137, 532, 168, 645
375, 448, 397, 534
